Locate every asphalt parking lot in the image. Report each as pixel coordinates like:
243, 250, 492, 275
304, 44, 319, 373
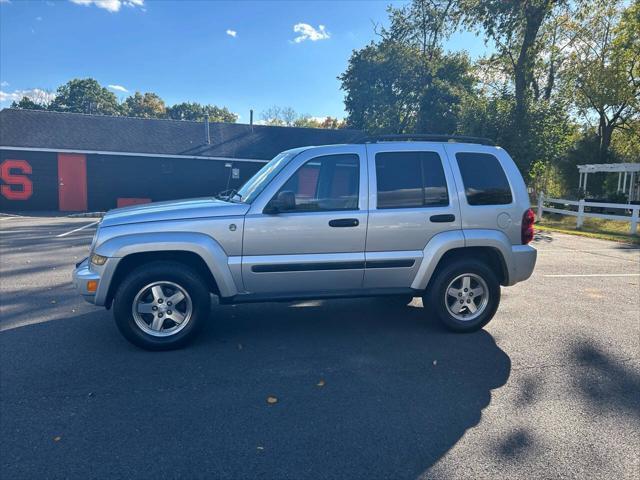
1, 215, 639, 479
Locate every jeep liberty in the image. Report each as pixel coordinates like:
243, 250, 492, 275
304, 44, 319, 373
73, 135, 537, 350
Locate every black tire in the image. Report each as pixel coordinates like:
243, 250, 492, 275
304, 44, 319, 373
423, 259, 500, 333
113, 261, 211, 350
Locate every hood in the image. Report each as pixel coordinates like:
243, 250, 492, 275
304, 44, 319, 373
100, 197, 250, 227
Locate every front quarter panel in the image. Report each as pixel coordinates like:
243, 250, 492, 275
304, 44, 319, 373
94, 230, 239, 301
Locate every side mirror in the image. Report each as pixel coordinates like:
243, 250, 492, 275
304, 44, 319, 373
265, 190, 296, 214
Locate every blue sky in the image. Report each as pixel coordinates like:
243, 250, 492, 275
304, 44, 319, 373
0, 0, 488, 121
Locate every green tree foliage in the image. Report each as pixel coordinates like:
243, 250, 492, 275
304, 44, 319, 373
458, 93, 575, 173
458, 0, 558, 134
341, 0, 473, 134
48, 78, 120, 115
10, 96, 47, 110
340, 40, 473, 134
9, 78, 238, 124
260, 106, 344, 129
563, 0, 640, 162
123, 92, 167, 119
166, 102, 238, 122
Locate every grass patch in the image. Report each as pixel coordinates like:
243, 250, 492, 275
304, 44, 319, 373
537, 214, 639, 245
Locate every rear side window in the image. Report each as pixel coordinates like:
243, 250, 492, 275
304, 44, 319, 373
376, 151, 448, 209
456, 152, 512, 205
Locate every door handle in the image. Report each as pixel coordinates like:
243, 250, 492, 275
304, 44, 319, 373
329, 218, 359, 228
430, 214, 456, 223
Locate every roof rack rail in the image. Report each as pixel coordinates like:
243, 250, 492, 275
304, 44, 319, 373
353, 134, 495, 146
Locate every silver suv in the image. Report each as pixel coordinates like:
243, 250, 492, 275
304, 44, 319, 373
73, 135, 537, 350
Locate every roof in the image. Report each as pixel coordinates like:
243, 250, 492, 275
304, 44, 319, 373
0, 108, 364, 160
577, 163, 640, 173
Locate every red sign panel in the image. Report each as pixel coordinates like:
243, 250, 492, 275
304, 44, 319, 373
0, 159, 33, 201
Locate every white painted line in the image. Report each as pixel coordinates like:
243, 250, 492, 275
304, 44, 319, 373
0, 214, 27, 221
537, 248, 640, 252
544, 273, 640, 278
56, 221, 99, 238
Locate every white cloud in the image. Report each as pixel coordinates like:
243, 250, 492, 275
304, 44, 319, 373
0, 88, 55, 105
0, 0, 11, 4
226, 29, 237, 38
0, 81, 8, 87
107, 84, 128, 93
36, 16, 43, 21
69, 0, 144, 13
292, 23, 330, 43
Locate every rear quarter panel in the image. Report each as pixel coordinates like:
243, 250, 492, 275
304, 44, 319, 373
443, 144, 529, 245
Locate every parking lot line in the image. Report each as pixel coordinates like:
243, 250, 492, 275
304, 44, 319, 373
55, 221, 99, 238
543, 273, 640, 277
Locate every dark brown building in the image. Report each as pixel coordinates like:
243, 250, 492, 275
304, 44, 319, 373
0, 109, 363, 212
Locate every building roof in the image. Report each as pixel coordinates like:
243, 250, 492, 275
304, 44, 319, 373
0, 108, 364, 160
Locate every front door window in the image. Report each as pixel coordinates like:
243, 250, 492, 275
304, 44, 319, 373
274, 154, 359, 212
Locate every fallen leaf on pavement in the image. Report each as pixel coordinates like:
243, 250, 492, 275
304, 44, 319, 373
317, 379, 325, 387
266, 396, 278, 405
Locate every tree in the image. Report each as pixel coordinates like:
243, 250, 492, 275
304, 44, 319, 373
166, 102, 237, 122
340, 39, 473, 134
458, 92, 576, 173
260, 106, 298, 126
48, 78, 120, 115
340, 0, 474, 134
11, 95, 48, 110
564, 0, 640, 162
459, 0, 558, 135
532, 2, 582, 101
320, 116, 346, 129
292, 115, 324, 128
381, 0, 459, 59
123, 92, 167, 118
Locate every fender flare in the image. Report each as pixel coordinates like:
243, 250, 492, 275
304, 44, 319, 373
411, 229, 513, 290
411, 230, 465, 291
95, 232, 238, 298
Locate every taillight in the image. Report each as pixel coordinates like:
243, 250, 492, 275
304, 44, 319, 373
521, 208, 535, 244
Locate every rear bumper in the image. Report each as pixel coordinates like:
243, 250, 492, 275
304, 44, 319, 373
72, 257, 100, 304
507, 245, 537, 285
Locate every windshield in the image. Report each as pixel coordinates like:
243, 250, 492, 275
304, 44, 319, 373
235, 151, 297, 203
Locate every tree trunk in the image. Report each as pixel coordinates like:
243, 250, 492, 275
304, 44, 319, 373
514, 1, 552, 134
543, 59, 555, 100
598, 115, 614, 163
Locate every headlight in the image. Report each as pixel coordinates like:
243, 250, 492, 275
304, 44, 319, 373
90, 253, 108, 266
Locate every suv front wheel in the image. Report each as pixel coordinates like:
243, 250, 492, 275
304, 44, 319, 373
113, 261, 211, 350
424, 259, 500, 332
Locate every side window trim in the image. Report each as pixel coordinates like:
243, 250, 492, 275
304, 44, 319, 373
266, 153, 361, 214
374, 150, 450, 210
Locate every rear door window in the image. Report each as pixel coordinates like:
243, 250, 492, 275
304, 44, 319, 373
375, 151, 448, 209
455, 152, 512, 205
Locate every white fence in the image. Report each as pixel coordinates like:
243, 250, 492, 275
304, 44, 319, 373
537, 193, 639, 235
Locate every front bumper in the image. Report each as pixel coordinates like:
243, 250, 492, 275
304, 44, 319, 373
72, 257, 101, 304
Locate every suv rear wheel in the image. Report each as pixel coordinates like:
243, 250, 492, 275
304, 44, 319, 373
113, 261, 211, 350
424, 259, 500, 332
